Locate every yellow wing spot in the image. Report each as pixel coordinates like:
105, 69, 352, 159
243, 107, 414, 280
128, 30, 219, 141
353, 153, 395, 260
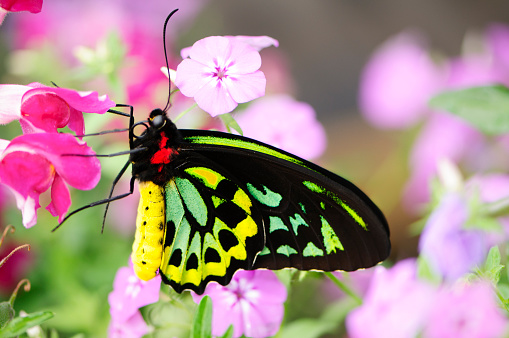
132, 181, 166, 281
185, 167, 225, 189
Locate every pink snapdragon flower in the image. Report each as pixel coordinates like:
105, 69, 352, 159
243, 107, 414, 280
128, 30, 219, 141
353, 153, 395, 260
0, 133, 100, 227
235, 95, 326, 160
192, 270, 287, 338
0, 83, 115, 135
423, 282, 508, 338
0, 0, 42, 13
346, 259, 436, 338
175, 36, 274, 116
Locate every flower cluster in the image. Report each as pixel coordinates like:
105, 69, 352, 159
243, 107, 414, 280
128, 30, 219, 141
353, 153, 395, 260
0, 82, 114, 227
346, 259, 508, 338
359, 25, 509, 209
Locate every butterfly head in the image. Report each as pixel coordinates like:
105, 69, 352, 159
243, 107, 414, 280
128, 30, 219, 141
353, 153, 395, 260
130, 108, 181, 184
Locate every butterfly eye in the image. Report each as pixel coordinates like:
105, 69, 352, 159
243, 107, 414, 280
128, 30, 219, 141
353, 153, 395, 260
152, 115, 166, 129
132, 121, 149, 139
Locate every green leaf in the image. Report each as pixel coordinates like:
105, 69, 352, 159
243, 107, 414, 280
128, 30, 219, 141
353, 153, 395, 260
219, 325, 234, 338
190, 296, 213, 338
219, 114, 243, 135
416, 256, 442, 285
429, 85, 509, 135
0, 311, 53, 337
481, 246, 504, 285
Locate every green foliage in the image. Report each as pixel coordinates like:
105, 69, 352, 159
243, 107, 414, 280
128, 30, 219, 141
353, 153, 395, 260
0, 310, 53, 337
190, 296, 212, 338
429, 85, 509, 135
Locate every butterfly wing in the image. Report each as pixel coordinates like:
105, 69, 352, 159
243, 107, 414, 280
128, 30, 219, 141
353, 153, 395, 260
158, 153, 265, 294
178, 129, 391, 272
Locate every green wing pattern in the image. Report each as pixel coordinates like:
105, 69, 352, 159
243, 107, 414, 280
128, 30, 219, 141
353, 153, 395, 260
159, 165, 264, 294
179, 129, 390, 273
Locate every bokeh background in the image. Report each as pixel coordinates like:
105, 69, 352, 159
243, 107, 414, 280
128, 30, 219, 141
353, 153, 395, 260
1, 0, 509, 336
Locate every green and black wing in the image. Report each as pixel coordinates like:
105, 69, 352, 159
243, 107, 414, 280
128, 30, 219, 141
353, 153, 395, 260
158, 129, 390, 293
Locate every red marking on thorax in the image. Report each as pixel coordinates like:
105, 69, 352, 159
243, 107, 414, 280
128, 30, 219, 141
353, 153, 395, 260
150, 132, 178, 171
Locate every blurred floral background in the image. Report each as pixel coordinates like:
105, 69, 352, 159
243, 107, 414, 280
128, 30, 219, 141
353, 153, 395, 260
1, 0, 509, 337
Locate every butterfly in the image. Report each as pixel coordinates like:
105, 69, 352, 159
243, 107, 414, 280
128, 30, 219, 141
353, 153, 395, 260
125, 107, 391, 295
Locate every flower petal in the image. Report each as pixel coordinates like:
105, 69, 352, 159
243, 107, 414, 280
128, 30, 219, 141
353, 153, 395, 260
194, 80, 238, 116
1, 133, 101, 190
225, 71, 266, 104
46, 174, 71, 222
175, 59, 214, 97
0, 84, 28, 124
20, 92, 70, 134
226, 41, 262, 74
226, 35, 279, 51
0, 0, 42, 13
188, 36, 232, 69
0, 151, 53, 227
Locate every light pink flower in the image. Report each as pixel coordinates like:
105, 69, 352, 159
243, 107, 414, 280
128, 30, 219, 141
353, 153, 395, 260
346, 259, 436, 338
419, 193, 489, 281
108, 260, 161, 323
0, 0, 42, 13
175, 36, 268, 116
180, 35, 279, 59
424, 282, 508, 338
358, 32, 443, 129
192, 270, 287, 338
0, 133, 100, 227
235, 95, 326, 160
404, 112, 483, 208
108, 311, 149, 338
0, 83, 115, 135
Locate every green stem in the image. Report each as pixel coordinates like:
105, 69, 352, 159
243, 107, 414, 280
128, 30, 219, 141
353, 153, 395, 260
324, 272, 362, 305
173, 103, 198, 123
9, 279, 30, 306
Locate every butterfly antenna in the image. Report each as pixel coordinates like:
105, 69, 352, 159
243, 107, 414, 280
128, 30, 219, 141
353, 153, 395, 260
162, 9, 179, 113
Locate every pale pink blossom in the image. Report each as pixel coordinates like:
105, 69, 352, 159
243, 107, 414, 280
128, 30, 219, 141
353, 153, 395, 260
175, 36, 269, 116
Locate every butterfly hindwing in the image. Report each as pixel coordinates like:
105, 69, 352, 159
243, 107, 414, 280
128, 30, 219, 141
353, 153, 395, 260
179, 129, 391, 272
158, 159, 264, 294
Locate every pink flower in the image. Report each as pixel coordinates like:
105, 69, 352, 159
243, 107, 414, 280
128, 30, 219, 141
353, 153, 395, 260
0, 83, 115, 135
235, 95, 326, 160
419, 193, 489, 281
0, 0, 42, 13
108, 311, 149, 338
192, 270, 287, 338
424, 282, 508, 338
346, 259, 436, 338
180, 35, 279, 59
108, 261, 161, 323
0, 133, 100, 227
175, 36, 268, 116
404, 112, 483, 208
358, 32, 443, 129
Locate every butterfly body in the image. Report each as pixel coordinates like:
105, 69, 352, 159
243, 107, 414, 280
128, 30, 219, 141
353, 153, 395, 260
130, 108, 390, 294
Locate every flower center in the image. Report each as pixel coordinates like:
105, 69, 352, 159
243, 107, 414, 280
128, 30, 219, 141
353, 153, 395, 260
214, 67, 228, 80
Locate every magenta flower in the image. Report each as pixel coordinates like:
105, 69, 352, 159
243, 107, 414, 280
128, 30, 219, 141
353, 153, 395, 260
192, 270, 287, 338
0, 133, 100, 227
346, 259, 435, 338
0, 83, 115, 135
424, 282, 508, 338
235, 95, 326, 160
358, 32, 443, 129
175, 36, 268, 116
0, 0, 42, 13
108, 311, 149, 338
108, 260, 161, 323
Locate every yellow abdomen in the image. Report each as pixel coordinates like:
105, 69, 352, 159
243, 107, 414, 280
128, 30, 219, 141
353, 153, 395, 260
131, 181, 165, 281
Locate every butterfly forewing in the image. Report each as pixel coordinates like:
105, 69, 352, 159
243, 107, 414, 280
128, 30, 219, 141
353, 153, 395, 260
179, 129, 391, 272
